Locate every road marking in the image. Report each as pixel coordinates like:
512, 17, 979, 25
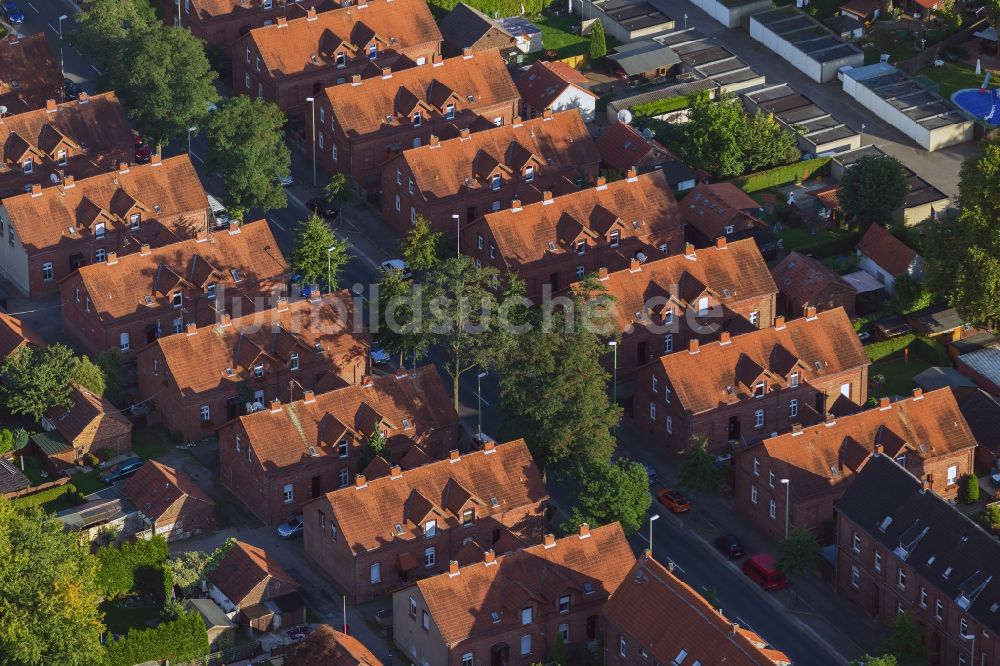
48, 22, 58, 33
267, 217, 286, 231
91, 65, 102, 75
188, 151, 204, 165
27, 1, 38, 12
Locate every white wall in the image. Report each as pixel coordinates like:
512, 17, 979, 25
0, 206, 30, 296
750, 17, 863, 82
858, 254, 897, 294
691, 0, 771, 28
551, 87, 597, 122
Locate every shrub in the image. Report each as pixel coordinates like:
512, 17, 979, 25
83, 453, 100, 467
735, 157, 831, 193
10, 483, 83, 510
105, 610, 209, 666
96, 536, 169, 600
632, 95, 689, 117
961, 475, 980, 505
986, 503, 1000, 527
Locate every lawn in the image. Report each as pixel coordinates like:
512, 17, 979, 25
530, 13, 620, 63
132, 426, 178, 461
917, 61, 998, 99
778, 227, 851, 252
100, 599, 162, 636
17, 454, 48, 485
72, 469, 106, 495
863, 27, 920, 65
869, 357, 933, 397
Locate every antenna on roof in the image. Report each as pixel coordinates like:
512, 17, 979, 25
617, 109, 633, 124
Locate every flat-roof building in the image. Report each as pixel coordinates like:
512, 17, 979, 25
744, 83, 861, 156
750, 6, 865, 83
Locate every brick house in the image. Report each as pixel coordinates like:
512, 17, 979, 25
438, 2, 518, 59
382, 109, 598, 234
516, 60, 597, 122
0, 154, 211, 297
734, 387, 977, 540
771, 251, 857, 319
285, 625, 383, 666
303, 438, 549, 603
121, 460, 216, 541
166, 0, 338, 49
320, 49, 520, 194
464, 169, 684, 301
594, 122, 697, 192
217, 365, 459, 525
683, 182, 777, 258
34, 385, 132, 470
207, 540, 305, 632
232, 0, 442, 118
575, 237, 777, 380
0, 311, 45, 361
393, 523, 635, 666
603, 552, 789, 665
60, 219, 289, 360
857, 223, 923, 296
0, 33, 63, 115
136, 293, 370, 442
0, 92, 132, 199
634, 307, 870, 454
835, 455, 1000, 666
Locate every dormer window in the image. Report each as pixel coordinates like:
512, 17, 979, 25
524, 166, 534, 182
172, 291, 182, 308
412, 111, 422, 127
94, 223, 106, 240
335, 51, 346, 67
790, 372, 800, 388
576, 240, 586, 255
664, 308, 674, 325
424, 520, 437, 538
338, 440, 348, 458
206, 283, 216, 300
57, 149, 68, 166
290, 352, 299, 371
697, 296, 709, 316
521, 607, 532, 625
609, 230, 620, 247
22, 159, 32, 174
130, 213, 141, 230
491, 174, 501, 191
462, 508, 474, 526
725, 224, 734, 235
369, 43, 378, 60
754, 381, 766, 397
558, 594, 571, 613
252, 361, 264, 378
446, 103, 455, 120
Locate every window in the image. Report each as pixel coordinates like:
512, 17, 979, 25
409, 597, 417, 619
769, 499, 776, 519
412, 111, 422, 127
697, 296, 709, 315
897, 568, 906, 590
610, 230, 620, 247
290, 352, 299, 371
790, 372, 800, 388
558, 595, 571, 613
494, 117, 502, 126
200, 405, 210, 422
520, 634, 531, 656
524, 166, 534, 182
368, 43, 378, 59
948, 465, 959, 486
424, 546, 436, 567
245, 72, 251, 89
768, 471, 775, 488
789, 399, 798, 417
424, 520, 437, 538
75, 288, 80, 302
119, 332, 130, 351
652, 376, 659, 393
754, 409, 765, 429
332, 145, 338, 161
94, 248, 106, 263
370, 563, 381, 584
919, 586, 927, 608
57, 149, 68, 166
95, 222, 106, 240
206, 283, 216, 300
936, 599, 943, 620
664, 308, 674, 325
318, 132, 324, 150
751, 485, 758, 504
559, 623, 569, 642
576, 240, 586, 255
897, 602, 904, 615
169, 291, 182, 309
521, 607, 532, 625
407, 177, 414, 194
620, 636, 626, 658
235, 433, 240, 452
336, 52, 346, 67
446, 103, 455, 120
753, 457, 760, 476
22, 159, 32, 174
185, 0, 190, 12
462, 654, 474, 666
724, 224, 735, 235
263, 0, 271, 8
338, 468, 349, 487
477, 233, 484, 250
421, 610, 429, 631
663, 334, 673, 354
961, 619, 969, 637
245, 46, 251, 63
575, 265, 585, 279
754, 380, 766, 397
749, 311, 760, 326
283, 484, 293, 504
253, 361, 264, 378
853, 532, 862, 553
851, 565, 860, 589
396, 169, 402, 185
42, 262, 53, 281
875, 552, 882, 572
649, 402, 656, 420
173, 318, 183, 334
394, 194, 400, 212
491, 200, 501, 212
489, 244, 496, 259
491, 174, 501, 191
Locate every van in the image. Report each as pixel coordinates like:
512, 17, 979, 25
207, 194, 229, 229
741, 554, 788, 591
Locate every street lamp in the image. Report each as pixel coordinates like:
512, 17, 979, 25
607, 341, 618, 433
187, 126, 198, 156
477, 371, 488, 437
859, 123, 866, 146
683, 12, 688, 28
648, 513, 660, 557
780, 478, 790, 540
58, 15, 68, 75
452, 214, 461, 258
326, 245, 336, 293
306, 96, 317, 187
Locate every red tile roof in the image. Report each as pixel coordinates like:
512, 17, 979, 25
286, 625, 382, 666
683, 182, 763, 240
771, 251, 853, 310
312, 439, 547, 554
189, 0, 337, 20
151, 293, 368, 395
324, 49, 517, 137
398, 110, 597, 202
208, 540, 299, 608
415, 523, 635, 646
0, 34, 62, 114
754, 388, 976, 499
480, 169, 681, 267
516, 60, 595, 113
121, 460, 215, 522
594, 122, 674, 172
657, 307, 868, 414
2, 155, 209, 253
604, 554, 788, 665
857, 223, 918, 277
72, 219, 288, 321
0, 311, 45, 360
43, 385, 131, 447
244, 0, 441, 78
235, 365, 457, 469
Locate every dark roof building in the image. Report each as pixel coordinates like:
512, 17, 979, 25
439, 3, 517, 58
771, 251, 856, 318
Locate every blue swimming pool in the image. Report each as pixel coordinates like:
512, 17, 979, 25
952, 87, 1000, 124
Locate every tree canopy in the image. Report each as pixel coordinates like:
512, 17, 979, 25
376, 267, 430, 367
2, 344, 80, 421
837, 154, 909, 229
402, 216, 444, 271
677, 436, 722, 494
886, 612, 928, 666
290, 215, 350, 289
589, 20, 607, 59
72, 0, 157, 72
777, 526, 820, 581
72, 356, 106, 397
563, 459, 652, 534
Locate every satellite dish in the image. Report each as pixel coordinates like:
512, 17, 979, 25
617, 109, 633, 124
636, 251, 648, 263
0, 105, 7, 114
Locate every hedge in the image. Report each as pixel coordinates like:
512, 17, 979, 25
632, 95, 689, 117
105, 610, 209, 666
96, 536, 169, 600
794, 231, 860, 259
735, 157, 832, 193
428, 0, 550, 16
864, 334, 949, 364
9, 482, 81, 509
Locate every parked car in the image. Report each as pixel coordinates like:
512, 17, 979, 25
713, 534, 745, 559
132, 131, 152, 163
63, 79, 83, 101
2, 1, 24, 23
100, 457, 144, 484
276, 515, 304, 539
472, 432, 496, 449
657, 488, 690, 513
642, 463, 658, 485
741, 554, 788, 591
277, 174, 294, 187
307, 198, 338, 219
379, 259, 412, 280
370, 345, 391, 365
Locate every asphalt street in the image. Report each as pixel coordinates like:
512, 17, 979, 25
8, 0, 99, 94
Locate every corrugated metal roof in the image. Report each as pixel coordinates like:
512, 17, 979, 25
31, 431, 71, 455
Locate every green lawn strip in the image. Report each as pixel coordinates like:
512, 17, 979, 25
917, 61, 999, 99
869, 357, 932, 397
779, 227, 848, 252
17, 454, 48, 485
72, 469, 107, 495
100, 600, 162, 636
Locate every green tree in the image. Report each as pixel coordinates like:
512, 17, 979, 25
166, 538, 235, 597
777, 527, 820, 590
72, 0, 156, 71
0, 429, 13, 456
0, 499, 106, 666
589, 20, 607, 59
402, 216, 443, 271
554, 631, 566, 665
97, 348, 124, 405
325, 173, 351, 227
377, 266, 430, 366
852, 655, 899, 666
887, 274, 933, 315
677, 436, 722, 495
887, 611, 928, 666
741, 111, 800, 173
837, 155, 909, 229
291, 215, 350, 289
358, 428, 388, 470
563, 459, 652, 534
112, 26, 219, 148
1, 344, 79, 421
671, 92, 747, 177
206, 96, 290, 214
72, 356, 106, 396
960, 474, 980, 504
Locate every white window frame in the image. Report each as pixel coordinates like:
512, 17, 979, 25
119, 332, 130, 351
897, 568, 906, 590
41, 261, 54, 281
649, 402, 656, 420
853, 532, 862, 553
338, 468, 349, 487
521, 606, 532, 625
769, 498, 776, 519
520, 634, 531, 656
129, 212, 142, 230
751, 485, 758, 504
424, 546, 436, 567
283, 483, 293, 504
666, 415, 673, 434
789, 398, 798, 418
754, 409, 765, 429
424, 519, 437, 538
850, 565, 860, 589
200, 405, 210, 422
370, 563, 381, 584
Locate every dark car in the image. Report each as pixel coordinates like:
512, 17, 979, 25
2, 1, 24, 23
306, 198, 338, 219
100, 457, 144, 484
64, 79, 83, 101
713, 534, 745, 559
133, 132, 152, 163
276, 515, 304, 539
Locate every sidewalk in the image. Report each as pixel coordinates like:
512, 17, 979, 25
615, 418, 886, 660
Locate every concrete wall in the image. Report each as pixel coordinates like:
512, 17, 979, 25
690, 0, 771, 29
750, 16, 864, 82
575, 0, 675, 43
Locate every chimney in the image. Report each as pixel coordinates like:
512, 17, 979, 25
774, 315, 785, 330
276, 296, 289, 311
390, 465, 402, 478
542, 190, 553, 203
185, 322, 197, 336
912, 387, 923, 400
219, 313, 232, 327
598, 267, 609, 281
791, 423, 803, 435
629, 257, 641, 273
303, 389, 315, 403
361, 375, 374, 387
731, 622, 739, 637
30, 183, 41, 197
432, 53, 444, 65
139, 243, 151, 255
484, 549, 496, 565
45, 99, 57, 112
78, 92, 89, 104
462, 47, 473, 59
626, 167, 639, 182
595, 175, 607, 189
449, 449, 460, 462
512, 115, 523, 127
511, 197, 521, 212
276, 16, 287, 26
307, 6, 318, 19
196, 230, 208, 242
448, 560, 460, 576
804, 305, 817, 320
825, 412, 836, 425
270, 398, 281, 413
351, 74, 362, 86
393, 367, 409, 380
117, 162, 129, 173
689, 339, 700, 354
642, 548, 652, 560
106, 252, 118, 265
720, 331, 731, 345
879, 396, 890, 410
355, 474, 367, 488
542, 107, 553, 119
921, 477, 931, 493
150, 153, 161, 165
483, 440, 496, 453
579, 523, 591, 539
874, 443, 884, 455
429, 134, 440, 148
684, 242, 695, 258
459, 127, 470, 140
7, 34, 17, 44
715, 236, 727, 249
228, 220, 240, 234
63, 175, 75, 188
381, 67, 391, 79
543, 533, 556, 548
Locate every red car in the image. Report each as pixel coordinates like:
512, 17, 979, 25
657, 488, 691, 513
741, 554, 788, 592
133, 131, 152, 163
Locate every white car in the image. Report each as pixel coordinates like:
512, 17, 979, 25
277, 174, 294, 187
380, 259, 412, 280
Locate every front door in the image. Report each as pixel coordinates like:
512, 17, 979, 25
815, 392, 826, 415
311, 475, 321, 498
728, 416, 740, 441
490, 643, 509, 666
637, 340, 648, 365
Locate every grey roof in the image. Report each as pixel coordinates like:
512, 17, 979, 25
0, 457, 31, 494
906, 305, 965, 335
744, 83, 859, 150
609, 40, 681, 77
608, 78, 716, 116
186, 598, 235, 630
496, 16, 541, 36
56, 498, 132, 532
31, 431, 71, 455
912, 366, 977, 392
840, 269, 883, 294
439, 3, 512, 49
951, 332, 1000, 357
751, 6, 863, 62
823, 14, 864, 35
836, 455, 1000, 635
957, 346, 1000, 384
845, 64, 968, 130
959, 389, 1000, 454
